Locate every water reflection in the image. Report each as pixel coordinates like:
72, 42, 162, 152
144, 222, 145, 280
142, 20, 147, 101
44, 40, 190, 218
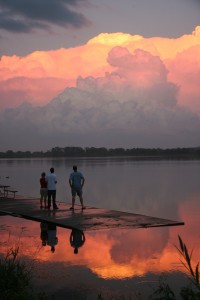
47, 223, 58, 253
40, 222, 86, 254
40, 222, 48, 246
0, 206, 199, 298
0, 158, 200, 298
40, 222, 58, 253
0, 194, 199, 278
70, 229, 85, 254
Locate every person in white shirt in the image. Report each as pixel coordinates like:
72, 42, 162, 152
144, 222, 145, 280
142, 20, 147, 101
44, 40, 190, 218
46, 167, 58, 210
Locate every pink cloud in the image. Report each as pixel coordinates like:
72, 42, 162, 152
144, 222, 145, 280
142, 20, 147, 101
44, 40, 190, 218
0, 26, 199, 114
166, 44, 200, 114
0, 77, 67, 109
107, 47, 167, 88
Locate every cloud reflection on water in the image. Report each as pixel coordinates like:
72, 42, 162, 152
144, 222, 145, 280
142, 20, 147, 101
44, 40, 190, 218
0, 193, 199, 281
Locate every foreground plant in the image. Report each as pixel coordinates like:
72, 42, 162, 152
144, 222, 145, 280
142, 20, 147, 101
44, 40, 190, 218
176, 235, 200, 292
1, 236, 199, 300
0, 246, 46, 300
150, 235, 200, 300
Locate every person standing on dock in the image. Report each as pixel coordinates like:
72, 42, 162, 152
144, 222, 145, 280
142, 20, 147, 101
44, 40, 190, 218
40, 172, 48, 209
69, 165, 85, 210
46, 167, 58, 210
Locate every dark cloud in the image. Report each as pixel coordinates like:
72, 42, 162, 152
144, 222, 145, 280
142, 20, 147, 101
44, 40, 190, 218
0, 13, 48, 32
0, 0, 91, 33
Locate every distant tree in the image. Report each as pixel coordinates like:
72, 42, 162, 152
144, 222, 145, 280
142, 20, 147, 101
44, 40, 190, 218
85, 147, 108, 156
64, 147, 85, 156
0, 146, 200, 158
108, 148, 126, 156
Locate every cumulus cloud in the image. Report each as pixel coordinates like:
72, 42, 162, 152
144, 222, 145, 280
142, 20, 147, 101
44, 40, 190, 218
166, 44, 200, 113
0, 45, 200, 151
0, 76, 67, 109
0, 28, 200, 150
0, 27, 200, 113
0, 0, 90, 33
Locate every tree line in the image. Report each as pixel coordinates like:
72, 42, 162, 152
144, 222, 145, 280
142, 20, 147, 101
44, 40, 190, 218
0, 146, 200, 158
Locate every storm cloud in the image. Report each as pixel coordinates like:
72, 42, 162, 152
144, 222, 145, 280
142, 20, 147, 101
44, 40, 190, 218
0, 28, 200, 150
0, 0, 91, 33
0, 46, 200, 151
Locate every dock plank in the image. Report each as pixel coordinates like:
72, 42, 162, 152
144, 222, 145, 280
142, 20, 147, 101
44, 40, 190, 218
0, 197, 184, 231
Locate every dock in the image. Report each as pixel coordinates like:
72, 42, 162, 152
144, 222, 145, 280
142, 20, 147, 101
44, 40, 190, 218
0, 196, 184, 231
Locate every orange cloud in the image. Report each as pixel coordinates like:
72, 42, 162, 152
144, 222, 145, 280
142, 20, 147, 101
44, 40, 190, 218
166, 44, 200, 113
0, 77, 67, 109
0, 26, 200, 112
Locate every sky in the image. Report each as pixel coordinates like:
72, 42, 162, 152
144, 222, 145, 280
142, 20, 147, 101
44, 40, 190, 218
0, 0, 200, 151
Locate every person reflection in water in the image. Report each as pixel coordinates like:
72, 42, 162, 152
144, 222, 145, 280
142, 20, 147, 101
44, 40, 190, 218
40, 222, 48, 246
70, 229, 85, 254
47, 223, 58, 253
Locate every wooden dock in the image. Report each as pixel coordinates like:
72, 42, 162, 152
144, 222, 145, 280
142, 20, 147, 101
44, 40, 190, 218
0, 196, 184, 231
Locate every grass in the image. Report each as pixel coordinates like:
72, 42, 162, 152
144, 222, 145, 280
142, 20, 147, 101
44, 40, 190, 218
0, 246, 46, 300
149, 235, 200, 300
176, 235, 199, 291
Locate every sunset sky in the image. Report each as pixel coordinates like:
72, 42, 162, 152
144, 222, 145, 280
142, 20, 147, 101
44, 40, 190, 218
0, 0, 200, 151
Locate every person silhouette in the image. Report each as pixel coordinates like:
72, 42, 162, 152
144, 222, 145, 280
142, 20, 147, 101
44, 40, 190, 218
40, 172, 48, 209
46, 167, 58, 210
70, 229, 85, 254
69, 165, 85, 210
47, 223, 58, 253
40, 222, 48, 246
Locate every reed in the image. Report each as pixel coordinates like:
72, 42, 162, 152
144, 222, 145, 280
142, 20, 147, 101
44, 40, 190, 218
175, 235, 200, 291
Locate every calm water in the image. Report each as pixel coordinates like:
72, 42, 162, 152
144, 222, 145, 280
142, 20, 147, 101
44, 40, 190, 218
0, 157, 200, 299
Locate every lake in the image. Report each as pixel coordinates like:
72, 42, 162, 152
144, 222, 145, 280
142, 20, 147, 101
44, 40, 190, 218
0, 157, 200, 299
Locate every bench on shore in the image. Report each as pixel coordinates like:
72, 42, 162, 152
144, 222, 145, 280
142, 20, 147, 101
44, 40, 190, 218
4, 189, 18, 199
0, 185, 10, 197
